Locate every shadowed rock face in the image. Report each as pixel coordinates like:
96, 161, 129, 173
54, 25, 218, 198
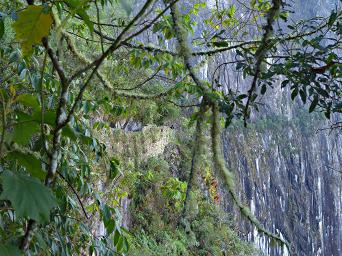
220, 112, 341, 256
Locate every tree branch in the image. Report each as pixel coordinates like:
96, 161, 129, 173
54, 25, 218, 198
182, 102, 208, 218
56, 171, 89, 219
243, 0, 282, 126
69, 0, 155, 83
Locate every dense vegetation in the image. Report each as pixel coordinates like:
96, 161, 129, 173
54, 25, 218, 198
0, 0, 341, 255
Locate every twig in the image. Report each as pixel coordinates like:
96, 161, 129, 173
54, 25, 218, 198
69, 0, 155, 83
114, 67, 161, 91
56, 171, 89, 219
39, 51, 48, 154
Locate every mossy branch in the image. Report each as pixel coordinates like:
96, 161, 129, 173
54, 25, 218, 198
243, 0, 282, 126
168, 0, 209, 94
182, 101, 208, 218
210, 103, 291, 252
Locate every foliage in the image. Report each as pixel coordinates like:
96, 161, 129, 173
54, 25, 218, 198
125, 155, 257, 256
1, 170, 56, 223
12, 5, 53, 55
0, 0, 340, 255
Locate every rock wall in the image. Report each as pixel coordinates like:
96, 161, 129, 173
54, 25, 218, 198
220, 112, 341, 256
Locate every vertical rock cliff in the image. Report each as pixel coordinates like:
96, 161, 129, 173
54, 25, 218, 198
221, 110, 341, 256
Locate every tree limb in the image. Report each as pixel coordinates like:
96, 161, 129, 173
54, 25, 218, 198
182, 102, 208, 218
243, 0, 282, 126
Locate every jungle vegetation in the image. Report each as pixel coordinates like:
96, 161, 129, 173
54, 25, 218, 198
0, 0, 341, 255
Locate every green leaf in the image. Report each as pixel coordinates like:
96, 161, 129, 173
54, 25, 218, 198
62, 124, 79, 141
16, 94, 40, 109
12, 6, 53, 55
212, 41, 229, 47
6, 151, 45, 180
0, 19, 4, 40
309, 96, 318, 113
32, 110, 79, 141
113, 229, 121, 246
116, 236, 124, 252
291, 88, 298, 100
328, 11, 337, 27
0, 244, 22, 256
109, 158, 120, 179
281, 80, 289, 88
227, 5, 236, 18
106, 219, 115, 234
324, 108, 331, 119
32, 110, 55, 126
12, 112, 40, 145
122, 236, 129, 252
260, 84, 267, 95
66, 0, 94, 33
315, 87, 329, 98
0, 171, 57, 223
299, 89, 306, 104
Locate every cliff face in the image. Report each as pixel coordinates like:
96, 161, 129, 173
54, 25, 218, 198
220, 112, 341, 256
214, 1, 341, 255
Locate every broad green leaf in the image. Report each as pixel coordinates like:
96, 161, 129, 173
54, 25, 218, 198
324, 108, 331, 119
6, 151, 45, 180
32, 110, 79, 141
309, 96, 318, 113
62, 124, 79, 141
260, 84, 267, 95
32, 110, 56, 126
12, 113, 40, 145
315, 87, 329, 98
227, 5, 236, 18
16, 94, 40, 109
299, 89, 306, 104
105, 219, 115, 234
109, 158, 120, 179
116, 235, 124, 252
0, 244, 22, 256
0, 170, 57, 223
291, 88, 298, 100
113, 229, 121, 246
122, 236, 129, 252
12, 6, 53, 55
281, 80, 290, 88
212, 41, 229, 47
328, 11, 337, 27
